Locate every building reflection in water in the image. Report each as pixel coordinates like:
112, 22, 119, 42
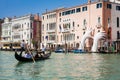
14, 61, 44, 78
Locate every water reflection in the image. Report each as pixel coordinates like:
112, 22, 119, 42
86, 54, 120, 80
14, 61, 44, 79
1, 51, 120, 80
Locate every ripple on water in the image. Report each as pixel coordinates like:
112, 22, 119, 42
0, 52, 120, 80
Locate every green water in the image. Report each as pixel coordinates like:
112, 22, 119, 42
0, 51, 120, 80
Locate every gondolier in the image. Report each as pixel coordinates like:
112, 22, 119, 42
20, 40, 26, 56
42, 45, 45, 55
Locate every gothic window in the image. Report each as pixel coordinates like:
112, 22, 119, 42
98, 17, 101, 23
96, 3, 102, 8
83, 19, 87, 26
117, 31, 119, 39
117, 17, 119, 27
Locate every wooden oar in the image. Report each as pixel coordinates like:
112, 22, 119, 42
27, 47, 35, 63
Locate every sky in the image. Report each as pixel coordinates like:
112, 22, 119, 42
0, 0, 87, 18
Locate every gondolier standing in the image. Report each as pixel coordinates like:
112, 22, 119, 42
20, 40, 26, 56
42, 45, 45, 55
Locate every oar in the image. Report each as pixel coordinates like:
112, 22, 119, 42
27, 47, 35, 63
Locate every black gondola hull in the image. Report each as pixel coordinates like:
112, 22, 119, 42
15, 51, 51, 62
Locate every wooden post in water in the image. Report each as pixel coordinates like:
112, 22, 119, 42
65, 33, 67, 54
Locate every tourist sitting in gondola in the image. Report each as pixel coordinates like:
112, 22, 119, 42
24, 53, 32, 58
35, 50, 45, 58
34, 53, 41, 58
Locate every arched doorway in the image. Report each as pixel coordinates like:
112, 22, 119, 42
76, 43, 79, 48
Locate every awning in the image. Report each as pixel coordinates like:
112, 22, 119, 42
1, 42, 10, 44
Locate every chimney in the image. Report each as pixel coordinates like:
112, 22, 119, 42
37, 13, 39, 20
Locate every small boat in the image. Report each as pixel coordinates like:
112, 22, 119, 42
73, 49, 85, 53
15, 51, 51, 62
55, 49, 65, 53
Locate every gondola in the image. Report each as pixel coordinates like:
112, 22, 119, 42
15, 51, 51, 62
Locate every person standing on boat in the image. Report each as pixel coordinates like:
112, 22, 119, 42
9, 43, 13, 50
20, 40, 26, 56
42, 45, 45, 55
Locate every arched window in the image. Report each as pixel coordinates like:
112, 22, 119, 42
108, 18, 110, 24
61, 35, 62, 41
73, 21, 75, 27
117, 17, 119, 27
98, 17, 101, 23
13, 23, 21, 30
83, 19, 87, 26
117, 31, 119, 39
108, 18, 111, 28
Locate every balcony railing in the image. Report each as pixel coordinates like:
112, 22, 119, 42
62, 28, 70, 33
82, 26, 86, 30
47, 40, 55, 44
96, 23, 102, 29
46, 29, 55, 33
1, 39, 11, 43
1, 35, 10, 38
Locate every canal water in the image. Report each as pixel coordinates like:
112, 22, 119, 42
0, 51, 120, 80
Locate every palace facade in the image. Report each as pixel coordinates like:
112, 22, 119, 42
1, 14, 41, 49
42, 0, 120, 51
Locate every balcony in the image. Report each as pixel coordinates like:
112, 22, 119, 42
46, 29, 55, 33
82, 26, 86, 30
1, 37, 11, 43
1, 35, 10, 38
1, 40, 10, 43
62, 28, 70, 33
96, 23, 102, 29
47, 40, 55, 44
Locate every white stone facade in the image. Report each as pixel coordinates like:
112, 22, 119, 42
110, 0, 120, 3
1, 14, 34, 49
11, 15, 33, 44
1, 17, 12, 43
